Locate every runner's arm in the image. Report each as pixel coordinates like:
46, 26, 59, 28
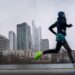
49, 22, 57, 35
66, 24, 73, 28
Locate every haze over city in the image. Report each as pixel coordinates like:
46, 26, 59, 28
0, 0, 75, 49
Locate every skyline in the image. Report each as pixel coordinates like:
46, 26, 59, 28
0, 22, 49, 50
0, 0, 75, 49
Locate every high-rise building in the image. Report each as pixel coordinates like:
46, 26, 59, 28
37, 27, 42, 50
9, 31, 16, 50
40, 39, 49, 51
5, 38, 9, 50
32, 20, 42, 51
17, 22, 31, 50
0, 35, 9, 50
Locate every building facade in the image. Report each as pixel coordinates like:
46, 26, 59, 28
32, 20, 42, 51
0, 35, 9, 50
40, 39, 49, 51
9, 31, 16, 50
17, 22, 31, 50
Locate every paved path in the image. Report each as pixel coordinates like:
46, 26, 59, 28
0, 64, 74, 69
0, 69, 75, 75
0, 64, 74, 75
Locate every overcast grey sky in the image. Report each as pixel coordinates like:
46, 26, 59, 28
0, 0, 75, 49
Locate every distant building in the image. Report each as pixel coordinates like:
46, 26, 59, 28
40, 39, 49, 51
5, 38, 9, 50
0, 35, 9, 50
37, 27, 42, 50
40, 39, 50, 60
9, 31, 16, 50
17, 22, 31, 50
32, 20, 42, 51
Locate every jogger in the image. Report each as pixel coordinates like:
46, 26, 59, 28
34, 11, 74, 64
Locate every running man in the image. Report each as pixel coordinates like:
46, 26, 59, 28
34, 11, 75, 64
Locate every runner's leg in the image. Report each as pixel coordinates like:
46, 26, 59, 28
63, 41, 74, 64
43, 42, 62, 54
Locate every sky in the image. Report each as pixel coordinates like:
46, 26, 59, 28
0, 0, 75, 49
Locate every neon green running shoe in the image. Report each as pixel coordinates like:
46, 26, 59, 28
34, 51, 42, 60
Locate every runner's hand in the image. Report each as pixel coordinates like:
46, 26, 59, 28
69, 24, 73, 27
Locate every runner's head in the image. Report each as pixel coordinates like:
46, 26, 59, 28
57, 11, 66, 23
58, 11, 65, 17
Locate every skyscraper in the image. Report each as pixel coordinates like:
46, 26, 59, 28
17, 22, 31, 50
9, 31, 16, 50
37, 27, 42, 50
32, 20, 42, 51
